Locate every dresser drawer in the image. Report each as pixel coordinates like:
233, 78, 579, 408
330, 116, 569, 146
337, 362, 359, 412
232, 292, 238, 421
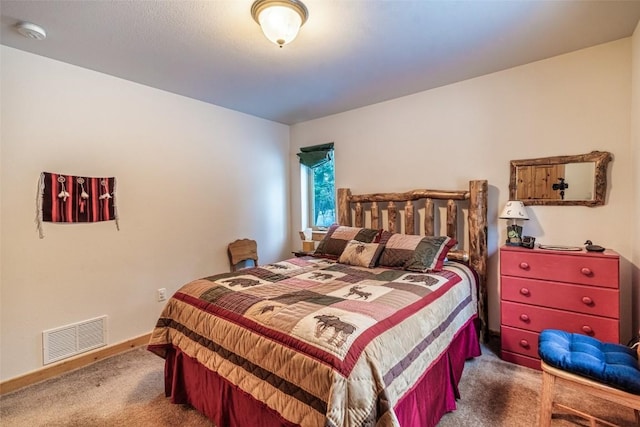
500, 250, 618, 288
501, 276, 619, 318
501, 301, 619, 342
500, 350, 541, 371
501, 326, 539, 359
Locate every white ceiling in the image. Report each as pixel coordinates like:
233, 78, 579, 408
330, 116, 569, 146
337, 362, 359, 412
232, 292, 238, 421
2, 1, 640, 125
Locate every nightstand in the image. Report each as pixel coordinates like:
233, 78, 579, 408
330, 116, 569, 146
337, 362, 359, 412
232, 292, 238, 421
292, 251, 314, 257
500, 245, 620, 370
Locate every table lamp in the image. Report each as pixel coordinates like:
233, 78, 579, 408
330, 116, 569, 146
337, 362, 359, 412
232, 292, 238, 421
499, 201, 529, 246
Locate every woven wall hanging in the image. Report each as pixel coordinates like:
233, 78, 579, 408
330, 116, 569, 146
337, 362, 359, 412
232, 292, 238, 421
36, 172, 119, 238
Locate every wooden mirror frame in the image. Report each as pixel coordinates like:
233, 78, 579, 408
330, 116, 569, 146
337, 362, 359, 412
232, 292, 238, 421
509, 151, 612, 206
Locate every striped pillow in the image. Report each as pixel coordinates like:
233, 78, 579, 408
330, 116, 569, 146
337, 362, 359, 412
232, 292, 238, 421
314, 225, 381, 259
378, 233, 456, 272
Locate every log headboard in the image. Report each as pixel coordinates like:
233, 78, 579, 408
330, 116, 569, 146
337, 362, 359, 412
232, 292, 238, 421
336, 180, 488, 340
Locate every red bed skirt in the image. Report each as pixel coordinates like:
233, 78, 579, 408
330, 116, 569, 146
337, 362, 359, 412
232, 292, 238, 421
161, 318, 481, 427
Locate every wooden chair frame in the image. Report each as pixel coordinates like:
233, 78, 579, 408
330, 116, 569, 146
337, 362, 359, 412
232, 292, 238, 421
336, 179, 488, 340
227, 238, 258, 272
539, 361, 640, 427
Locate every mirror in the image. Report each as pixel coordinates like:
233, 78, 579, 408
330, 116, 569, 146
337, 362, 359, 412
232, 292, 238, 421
509, 151, 612, 206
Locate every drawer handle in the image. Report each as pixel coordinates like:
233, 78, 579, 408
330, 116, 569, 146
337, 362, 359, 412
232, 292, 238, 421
519, 314, 530, 322
519, 339, 530, 349
580, 267, 593, 276
582, 296, 593, 305
519, 288, 530, 296
582, 325, 594, 335
519, 262, 530, 270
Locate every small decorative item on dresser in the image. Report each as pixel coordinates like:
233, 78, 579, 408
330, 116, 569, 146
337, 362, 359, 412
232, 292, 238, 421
584, 240, 605, 252
538, 244, 582, 251
499, 201, 529, 246
521, 236, 535, 249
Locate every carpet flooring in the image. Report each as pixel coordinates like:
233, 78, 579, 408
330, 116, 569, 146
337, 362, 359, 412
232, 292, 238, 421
1, 338, 637, 426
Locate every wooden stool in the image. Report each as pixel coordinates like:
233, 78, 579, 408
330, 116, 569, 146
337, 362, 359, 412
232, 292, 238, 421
539, 360, 640, 427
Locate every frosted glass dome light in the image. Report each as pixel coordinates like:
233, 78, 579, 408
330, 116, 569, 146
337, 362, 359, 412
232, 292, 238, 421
251, 0, 308, 48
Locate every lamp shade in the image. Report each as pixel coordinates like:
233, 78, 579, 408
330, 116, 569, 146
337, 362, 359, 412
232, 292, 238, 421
499, 201, 529, 220
251, 0, 308, 47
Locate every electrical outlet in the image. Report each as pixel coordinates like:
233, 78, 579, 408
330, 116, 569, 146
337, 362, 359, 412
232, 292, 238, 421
157, 288, 167, 302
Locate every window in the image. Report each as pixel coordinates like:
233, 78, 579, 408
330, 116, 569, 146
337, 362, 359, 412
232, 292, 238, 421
310, 156, 335, 227
298, 143, 335, 228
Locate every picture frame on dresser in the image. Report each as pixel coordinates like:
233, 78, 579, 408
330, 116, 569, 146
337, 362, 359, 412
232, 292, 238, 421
499, 245, 620, 370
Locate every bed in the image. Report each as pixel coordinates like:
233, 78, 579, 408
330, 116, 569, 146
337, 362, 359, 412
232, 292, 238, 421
148, 180, 488, 427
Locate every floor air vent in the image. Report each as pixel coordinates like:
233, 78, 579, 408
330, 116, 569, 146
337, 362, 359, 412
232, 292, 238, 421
43, 315, 107, 365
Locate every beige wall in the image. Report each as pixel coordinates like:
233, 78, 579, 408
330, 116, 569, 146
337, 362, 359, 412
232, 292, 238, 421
632, 21, 640, 338
0, 46, 290, 381
290, 39, 636, 341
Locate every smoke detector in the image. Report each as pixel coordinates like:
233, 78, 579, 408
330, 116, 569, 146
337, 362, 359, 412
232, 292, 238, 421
16, 22, 47, 40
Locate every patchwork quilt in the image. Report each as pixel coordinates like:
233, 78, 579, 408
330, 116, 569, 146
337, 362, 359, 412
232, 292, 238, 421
148, 256, 478, 427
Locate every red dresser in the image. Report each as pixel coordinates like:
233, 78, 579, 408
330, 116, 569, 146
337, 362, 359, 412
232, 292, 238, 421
500, 245, 620, 370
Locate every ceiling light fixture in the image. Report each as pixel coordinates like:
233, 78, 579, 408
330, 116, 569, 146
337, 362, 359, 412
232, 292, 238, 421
251, 0, 308, 48
15, 22, 47, 41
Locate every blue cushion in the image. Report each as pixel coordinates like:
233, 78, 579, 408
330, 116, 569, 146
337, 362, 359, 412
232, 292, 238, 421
538, 329, 640, 395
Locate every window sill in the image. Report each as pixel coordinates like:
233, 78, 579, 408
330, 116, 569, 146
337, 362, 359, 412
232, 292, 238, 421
298, 230, 328, 241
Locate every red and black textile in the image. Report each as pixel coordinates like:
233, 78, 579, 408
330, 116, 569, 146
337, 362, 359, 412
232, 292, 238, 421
37, 172, 118, 237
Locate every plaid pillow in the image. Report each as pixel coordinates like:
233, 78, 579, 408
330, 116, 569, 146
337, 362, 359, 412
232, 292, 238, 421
378, 233, 456, 272
338, 240, 385, 268
314, 225, 381, 259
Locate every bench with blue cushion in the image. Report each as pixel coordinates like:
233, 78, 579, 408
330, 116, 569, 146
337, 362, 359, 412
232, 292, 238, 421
537, 329, 640, 427
538, 329, 640, 394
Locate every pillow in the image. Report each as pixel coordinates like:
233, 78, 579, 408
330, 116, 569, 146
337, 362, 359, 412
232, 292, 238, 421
378, 233, 456, 272
338, 240, 385, 268
314, 224, 381, 259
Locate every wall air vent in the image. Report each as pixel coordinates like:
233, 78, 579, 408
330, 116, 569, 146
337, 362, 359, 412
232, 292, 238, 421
43, 315, 107, 365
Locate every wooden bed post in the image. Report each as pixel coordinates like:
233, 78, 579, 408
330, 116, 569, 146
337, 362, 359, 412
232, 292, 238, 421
337, 188, 352, 226
468, 180, 488, 341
